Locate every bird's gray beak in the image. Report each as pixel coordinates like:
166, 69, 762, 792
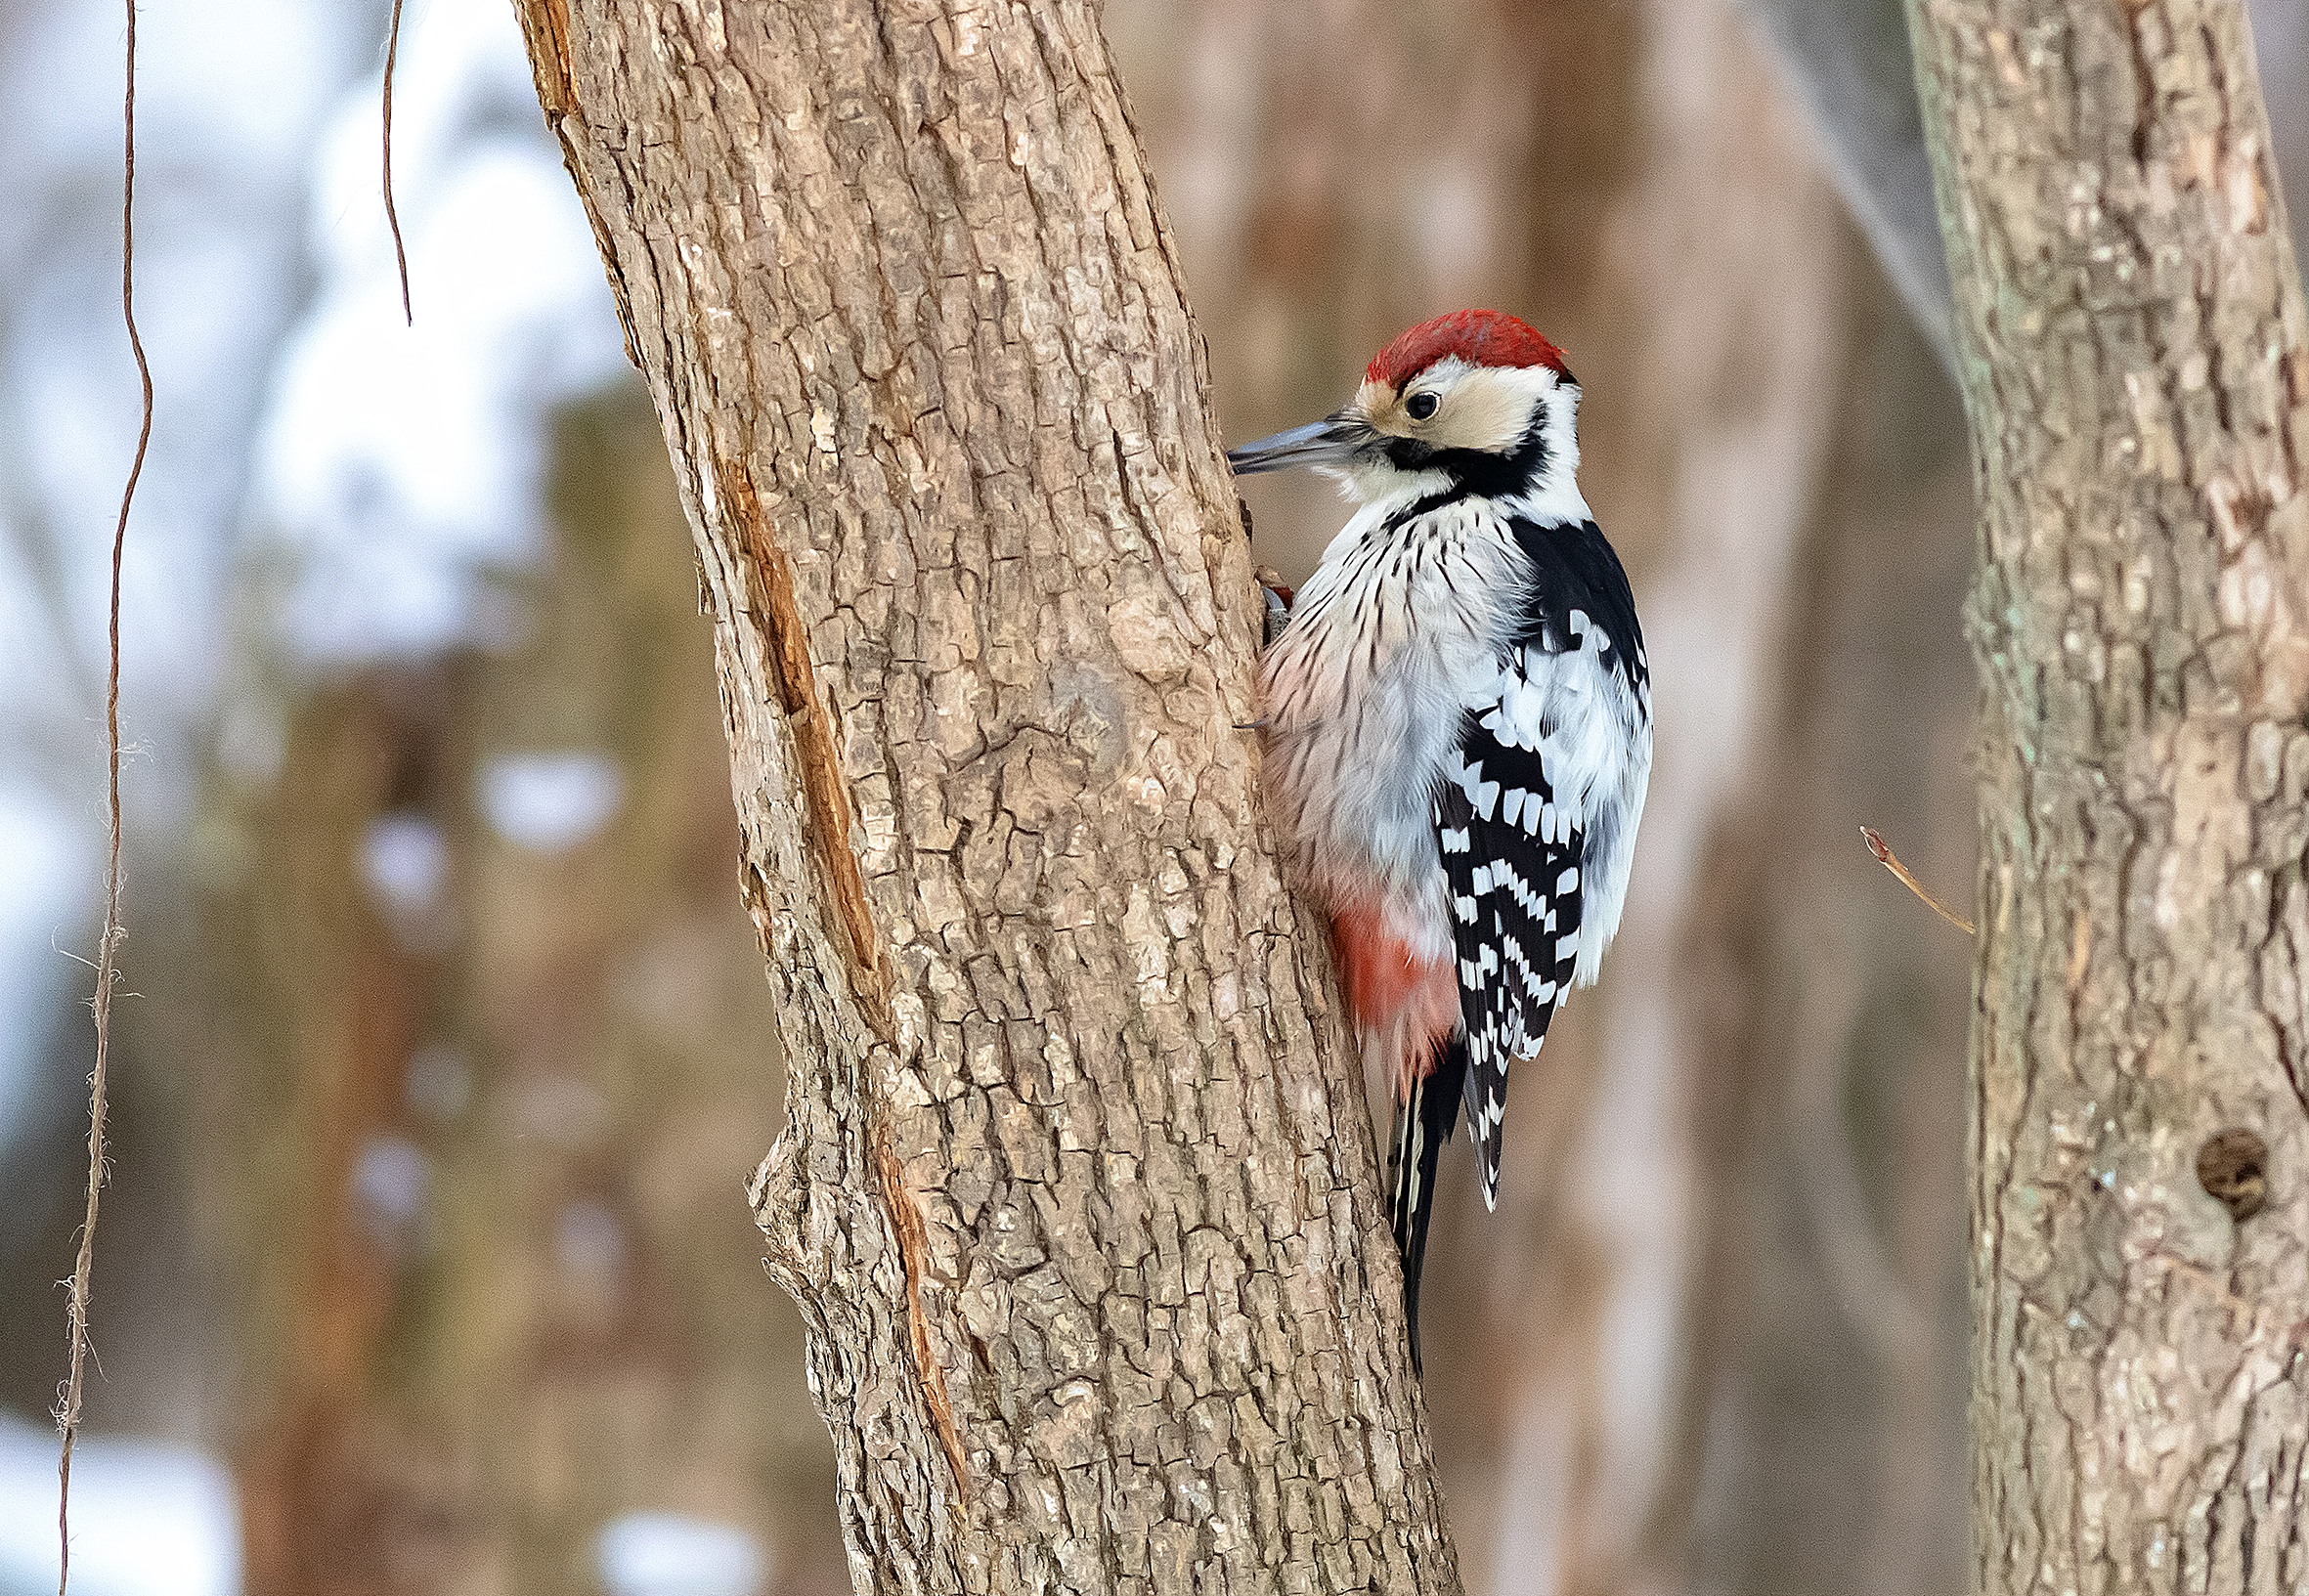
1227, 416, 1365, 476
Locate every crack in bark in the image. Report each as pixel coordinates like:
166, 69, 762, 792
511, 0, 578, 121
877, 1134, 972, 1508
717, 456, 893, 1034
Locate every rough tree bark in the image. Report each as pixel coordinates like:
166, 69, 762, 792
508, 4, 1458, 1593
1904, 2, 2309, 1590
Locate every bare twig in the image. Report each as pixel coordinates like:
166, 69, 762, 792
1859, 826, 1974, 936
382, 0, 413, 324
58, 0, 153, 1587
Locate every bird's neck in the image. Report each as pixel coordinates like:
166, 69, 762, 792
1348, 462, 1590, 531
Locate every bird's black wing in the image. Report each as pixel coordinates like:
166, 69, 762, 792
1437, 696, 1586, 1209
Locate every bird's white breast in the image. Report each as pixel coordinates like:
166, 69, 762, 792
1258, 496, 1528, 954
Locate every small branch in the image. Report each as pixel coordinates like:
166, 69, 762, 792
382, 0, 413, 324
59, 0, 152, 1587
1859, 826, 1973, 936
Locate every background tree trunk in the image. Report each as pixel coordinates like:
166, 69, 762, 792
509, 4, 1459, 1592
196, 387, 842, 1594
1903, 1, 2309, 1589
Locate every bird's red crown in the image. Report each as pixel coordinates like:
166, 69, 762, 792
1366, 309, 1568, 389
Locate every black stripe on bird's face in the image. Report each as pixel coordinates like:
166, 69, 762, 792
1369, 406, 1552, 501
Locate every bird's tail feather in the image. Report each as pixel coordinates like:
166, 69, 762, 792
1387, 1033, 1468, 1374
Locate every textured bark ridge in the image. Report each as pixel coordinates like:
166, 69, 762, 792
1904, 3, 2309, 1591
508, 4, 1459, 1592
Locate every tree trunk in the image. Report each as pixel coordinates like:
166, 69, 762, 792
208, 662, 471, 1596
1903, 2, 2309, 1590
508, 4, 1458, 1592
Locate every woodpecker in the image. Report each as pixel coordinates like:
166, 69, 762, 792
1229, 309, 1651, 1367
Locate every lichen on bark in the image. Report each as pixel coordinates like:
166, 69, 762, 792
509, 2, 1460, 1591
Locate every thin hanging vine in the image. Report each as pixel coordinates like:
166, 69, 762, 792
55, 0, 152, 1587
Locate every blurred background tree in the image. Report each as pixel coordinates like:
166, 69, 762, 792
2, 2, 2307, 1594
192, 385, 840, 1594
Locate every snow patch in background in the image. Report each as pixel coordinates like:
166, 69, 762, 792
596, 1513, 769, 1596
0, 1414, 239, 1596
480, 751, 625, 852
362, 811, 458, 954
256, 0, 627, 667
350, 1132, 430, 1245
361, 812, 451, 919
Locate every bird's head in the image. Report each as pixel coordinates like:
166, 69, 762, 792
1228, 309, 1581, 512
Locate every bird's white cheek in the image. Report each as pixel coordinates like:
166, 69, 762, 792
1322, 456, 1454, 507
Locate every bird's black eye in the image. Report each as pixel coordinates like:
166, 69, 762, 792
1405, 391, 1440, 421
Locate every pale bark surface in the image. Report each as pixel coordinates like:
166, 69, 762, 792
1905, 2, 2309, 1590
510, 4, 1456, 1593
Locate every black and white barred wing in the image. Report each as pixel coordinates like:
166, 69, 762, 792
1436, 685, 1586, 1209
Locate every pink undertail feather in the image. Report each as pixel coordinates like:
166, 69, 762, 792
1333, 897, 1462, 1376
1329, 900, 1459, 1100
